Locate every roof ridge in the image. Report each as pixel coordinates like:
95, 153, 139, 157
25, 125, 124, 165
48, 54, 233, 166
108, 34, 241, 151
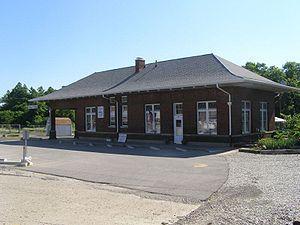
103, 54, 216, 93
84, 54, 215, 76
148, 53, 214, 65
61, 66, 135, 91
213, 54, 284, 85
212, 54, 245, 80
93, 65, 134, 74
64, 54, 215, 89
103, 71, 137, 93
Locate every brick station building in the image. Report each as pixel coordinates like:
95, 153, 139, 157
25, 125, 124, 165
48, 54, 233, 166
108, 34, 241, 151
30, 54, 298, 144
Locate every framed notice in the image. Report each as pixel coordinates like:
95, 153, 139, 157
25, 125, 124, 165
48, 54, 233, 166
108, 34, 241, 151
28, 105, 38, 110
118, 133, 127, 143
97, 106, 104, 118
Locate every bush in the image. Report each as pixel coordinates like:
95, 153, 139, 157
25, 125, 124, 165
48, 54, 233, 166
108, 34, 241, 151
258, 138, 296, 150
273, 114, 300, 145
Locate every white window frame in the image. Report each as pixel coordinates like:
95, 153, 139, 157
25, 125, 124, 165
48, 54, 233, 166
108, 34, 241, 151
197, 101, 217, 135
242, 101, 251, 134
174, 102, 183, 115
145, 103, 161, 134
121, 104, 128, 127
109, 105, 116, 127
121, 96, 127, 103
260, 102, 268, 131
109, 96, 116, 104
85, 107, 96, 132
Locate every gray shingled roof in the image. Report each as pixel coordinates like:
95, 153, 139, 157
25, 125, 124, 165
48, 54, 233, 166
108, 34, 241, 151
30, 53, 299, 102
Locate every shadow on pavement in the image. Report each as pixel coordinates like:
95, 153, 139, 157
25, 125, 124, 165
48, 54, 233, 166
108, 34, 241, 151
0, 139, 234, 158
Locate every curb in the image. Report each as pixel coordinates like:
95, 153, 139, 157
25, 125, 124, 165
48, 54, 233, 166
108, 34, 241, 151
239, 148, 300, 154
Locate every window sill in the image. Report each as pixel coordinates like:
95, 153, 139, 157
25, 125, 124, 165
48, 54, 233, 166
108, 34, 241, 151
197, 133, 217, 135
120, 126, 128, 128
108, 126, 116, 128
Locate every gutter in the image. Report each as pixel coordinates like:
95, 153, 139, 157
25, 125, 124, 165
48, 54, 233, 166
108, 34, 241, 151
216, 84, 232, 136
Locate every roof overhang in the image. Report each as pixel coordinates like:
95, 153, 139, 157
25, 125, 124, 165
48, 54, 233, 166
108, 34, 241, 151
29, 80, 299, 103
230, 80, 300, 93
29, 81, 243, 102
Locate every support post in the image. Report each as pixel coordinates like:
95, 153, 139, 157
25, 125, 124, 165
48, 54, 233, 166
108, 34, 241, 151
49, 108, 56, 139
74, 109, 79, 139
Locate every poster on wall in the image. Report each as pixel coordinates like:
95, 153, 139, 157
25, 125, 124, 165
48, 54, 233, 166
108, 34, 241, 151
97, 106, 104, 118
118, 133, 127, 143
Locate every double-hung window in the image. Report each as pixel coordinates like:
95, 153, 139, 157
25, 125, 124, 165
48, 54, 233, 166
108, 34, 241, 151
145, 104, 160, 134
109, 105, 116, 127
109, 96, 116, 127
260, 102, 268, 131
242, 101, 251, 134
85, 107, 96, 132
197, 101, 217, 135
121, 105, 128, 126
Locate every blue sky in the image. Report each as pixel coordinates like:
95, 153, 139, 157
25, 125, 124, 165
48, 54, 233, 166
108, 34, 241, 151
0, 0, 299, 96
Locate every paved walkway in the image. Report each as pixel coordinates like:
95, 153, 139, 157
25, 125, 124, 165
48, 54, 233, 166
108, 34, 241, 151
0, 139, 231, 203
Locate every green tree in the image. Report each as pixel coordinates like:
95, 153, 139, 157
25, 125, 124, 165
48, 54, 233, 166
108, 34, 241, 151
0, 83, 56, 126
282, 62, 300, 114
0, 83, 76, 126
1, 82, 30, 112
244, 62, 300, 115
56, 109, 75, 123
0, 110, 15, 124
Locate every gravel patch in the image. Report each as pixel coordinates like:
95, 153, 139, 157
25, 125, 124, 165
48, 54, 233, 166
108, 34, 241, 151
174, 153, 300, 225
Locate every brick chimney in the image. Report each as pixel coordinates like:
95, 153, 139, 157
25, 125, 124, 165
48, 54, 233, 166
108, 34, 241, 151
135, 57, 145, 73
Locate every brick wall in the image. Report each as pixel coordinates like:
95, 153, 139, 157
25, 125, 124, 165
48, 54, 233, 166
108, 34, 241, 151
49, 86, 276, 142
229, 87, 275, 135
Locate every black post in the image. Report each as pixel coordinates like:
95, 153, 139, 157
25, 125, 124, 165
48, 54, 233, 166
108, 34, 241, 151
49, 108, 56, 139
74, 109, 79, 139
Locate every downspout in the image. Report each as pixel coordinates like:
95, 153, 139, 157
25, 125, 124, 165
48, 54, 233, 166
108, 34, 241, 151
102, 95, 119, 134
216, 84, 232, 143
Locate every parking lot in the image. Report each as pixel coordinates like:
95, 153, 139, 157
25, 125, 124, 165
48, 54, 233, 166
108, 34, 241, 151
0, 139, 231, 203
1, 139, 298, 225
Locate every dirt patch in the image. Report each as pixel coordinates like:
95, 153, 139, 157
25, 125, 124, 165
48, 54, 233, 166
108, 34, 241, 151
0, 168, 197, 225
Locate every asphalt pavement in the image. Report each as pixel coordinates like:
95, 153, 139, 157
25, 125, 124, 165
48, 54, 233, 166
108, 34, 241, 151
0, 139, 231, 203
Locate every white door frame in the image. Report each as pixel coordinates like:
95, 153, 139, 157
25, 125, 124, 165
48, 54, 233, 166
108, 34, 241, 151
242, 101, 251, 134
173, 103, 183, 144
85, 107, 96, 132
145, 104, 160, 134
